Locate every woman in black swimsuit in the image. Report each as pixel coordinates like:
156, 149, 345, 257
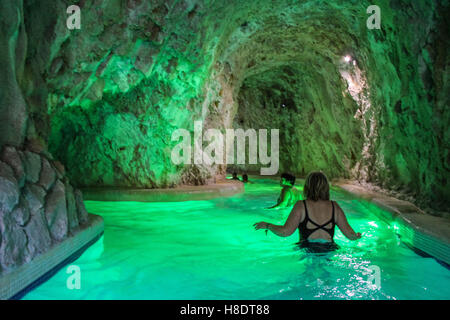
254, 171, 361, 252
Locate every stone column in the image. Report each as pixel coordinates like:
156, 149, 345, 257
0, 0, 28, 148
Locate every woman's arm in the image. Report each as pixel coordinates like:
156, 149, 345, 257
334, 201, 362, 240
254, 201, 302, 237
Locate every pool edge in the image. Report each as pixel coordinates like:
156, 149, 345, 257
81, 180, 244, 202
0, 213, 104, 300
336, 180, 450, 266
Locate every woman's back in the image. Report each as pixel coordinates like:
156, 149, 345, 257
298, 200, 336, 242
253, 171, 361, 249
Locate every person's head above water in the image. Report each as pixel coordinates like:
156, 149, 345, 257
303, 171, 330, 201
242, 173, 248, 182
280, 172, 296, 187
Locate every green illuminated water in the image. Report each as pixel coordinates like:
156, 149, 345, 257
23, 178, 450, 299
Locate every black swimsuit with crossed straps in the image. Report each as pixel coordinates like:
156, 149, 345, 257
296, 200, 339, 253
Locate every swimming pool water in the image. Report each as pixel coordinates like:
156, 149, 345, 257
23, 178, 450, 300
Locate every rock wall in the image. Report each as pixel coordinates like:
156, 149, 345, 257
232, 64, 364, 178
362, 0, 450, 213
222, 0, 449, 213
3, 0, 449, 204
0, 145, 89, 273
0, 0, 89, 274
15, 1, 448, 212
25, 0, 227, 188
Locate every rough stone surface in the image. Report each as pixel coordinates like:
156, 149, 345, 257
65, 182, 79, 233
38, 157, 56, 191
44, 180, 68, 241
23, 151, 41, 184
0, 0, 28, 147
22, 182, 52, 260
1, 145, 25, 187
11, 195, 31, 227
11, 0, 443, 212
23, 183, 46, 212
0, 211, 28, 270
232, 64, 363, 178
16, 182, 51, 261
24, 207, 52, 260
74, 189, 89, 226
0, 141, 89, 273
0, 161, 19, 213
52, 161, 65, 179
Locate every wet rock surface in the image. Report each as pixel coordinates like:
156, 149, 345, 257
0, 161, 19, 213
23, 151, 41, 184
11, 195, 31, 227
74, 189, 89, 225
1, 146, 25, 187
24, 208, 53, 262
38, 158, 56, 191
0, 145, 88, 273
0, 212, 28, 269
64, 182, 79, 233
44, 180, 69, 241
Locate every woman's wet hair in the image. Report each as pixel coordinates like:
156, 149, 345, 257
281, 173, 296, 186
303, 171, 330, 201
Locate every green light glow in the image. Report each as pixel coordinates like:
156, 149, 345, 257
393, 223, 400, 232
367, 221, 379, 228
22, 178, 450, 300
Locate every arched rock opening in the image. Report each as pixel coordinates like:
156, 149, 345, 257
1, 0, 448, 214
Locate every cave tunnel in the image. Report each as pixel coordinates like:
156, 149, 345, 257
0, 0, 449, 300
